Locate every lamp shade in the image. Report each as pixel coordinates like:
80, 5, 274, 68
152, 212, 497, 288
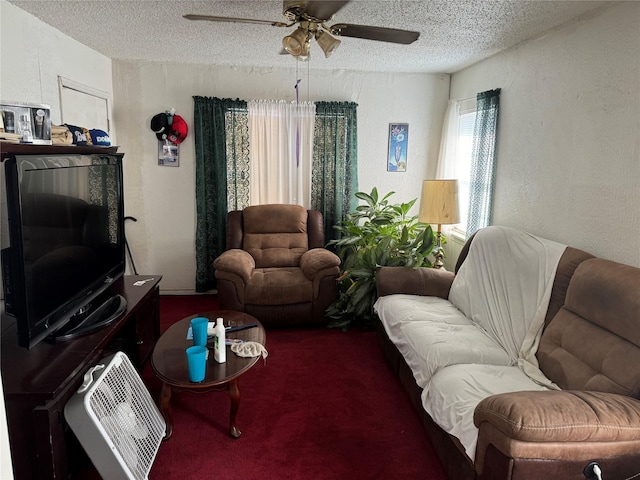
418, 180, 460, 225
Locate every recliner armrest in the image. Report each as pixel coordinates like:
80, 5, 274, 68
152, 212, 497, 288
213, 249, 255, 282
300, 248, 340, 280
473, 390, 640, 473
376, 266, 455, 299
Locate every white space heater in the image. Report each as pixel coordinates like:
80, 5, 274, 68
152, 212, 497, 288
64, 352, 166, 480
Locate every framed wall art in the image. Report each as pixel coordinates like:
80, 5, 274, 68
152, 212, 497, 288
387, 123, 408, 172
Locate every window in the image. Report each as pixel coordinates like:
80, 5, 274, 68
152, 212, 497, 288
452, 98, 477, 236
444, 89, 500, 239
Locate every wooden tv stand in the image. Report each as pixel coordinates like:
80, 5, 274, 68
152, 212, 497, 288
1, 275, 162, 480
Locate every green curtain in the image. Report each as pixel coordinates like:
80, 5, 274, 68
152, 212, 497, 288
467, 89, 500, 236
193, 96, 248, 292
312, 101, 359, 242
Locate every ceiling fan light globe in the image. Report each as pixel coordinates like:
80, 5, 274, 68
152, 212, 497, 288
283, 37, 302, 55
315, 30, 341, 58
283, 26, 308, 56
296, 40, 311, 61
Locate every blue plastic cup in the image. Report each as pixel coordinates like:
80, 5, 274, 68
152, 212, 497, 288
186, 345, 207, 382
191, 317, 209, 347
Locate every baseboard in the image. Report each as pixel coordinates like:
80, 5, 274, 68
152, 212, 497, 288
160, 289, 218, 296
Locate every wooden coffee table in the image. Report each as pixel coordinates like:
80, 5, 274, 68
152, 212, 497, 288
151, 310, 266, 439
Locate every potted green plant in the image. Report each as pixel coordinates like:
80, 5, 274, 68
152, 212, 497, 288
326, 187, 437, 329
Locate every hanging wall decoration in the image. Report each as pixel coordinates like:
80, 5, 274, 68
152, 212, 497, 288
150, 108, 188, 167
387, 123, 409, 172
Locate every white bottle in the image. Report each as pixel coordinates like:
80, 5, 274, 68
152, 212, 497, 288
214, 318, 226, 363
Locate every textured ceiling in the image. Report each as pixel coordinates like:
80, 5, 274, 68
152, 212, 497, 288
9, 0, 614, 73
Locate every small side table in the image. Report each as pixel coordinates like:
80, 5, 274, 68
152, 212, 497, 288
150, 310, 266, 439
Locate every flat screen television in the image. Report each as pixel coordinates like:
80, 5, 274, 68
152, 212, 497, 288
1, 153, 127, 349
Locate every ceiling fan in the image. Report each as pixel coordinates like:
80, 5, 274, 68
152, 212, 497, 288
184, 0, 420, 61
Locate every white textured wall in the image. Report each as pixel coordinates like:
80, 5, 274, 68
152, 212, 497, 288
450, 2, 640, 266
0, 1, 113, 129
112, 62, 449, 292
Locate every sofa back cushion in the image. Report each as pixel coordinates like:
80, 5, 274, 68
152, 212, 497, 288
543, 246, 595, 326
538, 258, 640, 398
242, 204, 309, 268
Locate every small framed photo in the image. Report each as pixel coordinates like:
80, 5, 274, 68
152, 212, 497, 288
387, 123, 409, 172
158, 141, 179, 166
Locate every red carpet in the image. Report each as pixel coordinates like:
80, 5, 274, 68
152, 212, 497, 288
144, 296, 447, 480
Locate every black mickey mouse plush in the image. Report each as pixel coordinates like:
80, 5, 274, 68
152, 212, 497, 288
150, 112, 170, 141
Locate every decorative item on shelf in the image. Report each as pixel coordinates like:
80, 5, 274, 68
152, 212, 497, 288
418, 179, 460, 269
89, 129, 111, 146
64, 124, 89, 145
51, 124, 73, 145
59, 124, 111, 147
150, 108, 188, 167
0, 101, 51, 145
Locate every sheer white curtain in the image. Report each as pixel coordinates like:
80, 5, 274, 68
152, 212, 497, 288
435, 100, 461, 239
248, 99, 316, 207
436, 99, 460, 179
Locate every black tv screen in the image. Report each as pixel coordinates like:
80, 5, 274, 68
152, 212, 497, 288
1, 153, 126, 349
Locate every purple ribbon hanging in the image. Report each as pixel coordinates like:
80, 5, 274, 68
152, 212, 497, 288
295, 79, 301, 168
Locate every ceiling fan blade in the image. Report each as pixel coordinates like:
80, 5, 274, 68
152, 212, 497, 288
183, 14, 288, 28
330, 24, 420, 45
302, 1, 350, 21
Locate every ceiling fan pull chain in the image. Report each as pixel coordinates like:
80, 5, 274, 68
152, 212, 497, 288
307, 57, 311, 102
295, 78, 301, 168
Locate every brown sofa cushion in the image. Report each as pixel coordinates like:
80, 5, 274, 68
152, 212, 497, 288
242, 204, 309, 268
376, 266, 455, 299
475, 390, 640, 443
473, 390, 640, 474
245, 267, 313, 305
543, 246, 594, 327
538, 258, 640, 398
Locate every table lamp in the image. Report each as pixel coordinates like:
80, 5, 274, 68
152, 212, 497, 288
418, 179, 460, 269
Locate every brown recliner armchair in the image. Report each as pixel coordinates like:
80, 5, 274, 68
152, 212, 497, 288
213, 204, 340, 327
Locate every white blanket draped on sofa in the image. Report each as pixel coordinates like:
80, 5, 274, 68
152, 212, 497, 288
375, 226, 566, 461
448, 226, 566, 384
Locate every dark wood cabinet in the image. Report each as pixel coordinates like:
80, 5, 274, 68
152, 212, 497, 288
1, 275, 161, 480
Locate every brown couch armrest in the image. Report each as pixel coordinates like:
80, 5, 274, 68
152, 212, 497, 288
473, 390, 640, 473
375, 266, 455, 299
300, 248, 341, 280
213, 249, 255, 282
